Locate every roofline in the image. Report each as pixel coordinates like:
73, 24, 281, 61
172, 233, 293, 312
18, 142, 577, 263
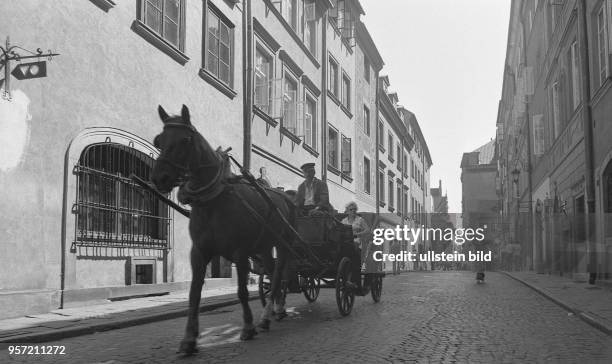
356, 21, 384, 70
400, 108, 432, 167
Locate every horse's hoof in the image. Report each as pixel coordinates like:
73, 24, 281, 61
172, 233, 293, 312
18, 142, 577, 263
177, 340, 198, 356
275, 311, 288, 321
257, 319, 270, 331
240, 327, 258, 340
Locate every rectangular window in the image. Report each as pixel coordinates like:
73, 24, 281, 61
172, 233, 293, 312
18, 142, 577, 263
403, 188, 408, 216
363, 157, 371, 194
328, 56, 339, 96
363, 105, 370, 136
569, 40, 580, 110
403, 153, 408, 176
551, 81, 560, 138
397, 144, 401, 169
378, 120, 384, 148
255, 47, 272, 113
388, 177, 394, 208
378, 169, 385, 205
397, 184, 402, 214
328, 126, 339, 169
302, 0, 317, 55
206, 6, 233, 86
141, 0, 184, 49
275, 0, 298, 30
341, 135, 351, 176
341, 73, 351, 110
304, 94, 317, 149
388, 133, 394, 161
283, 72, 298, 134
364, 56, 370, 83
533, 114, 545, 156
597, 6, 608, 87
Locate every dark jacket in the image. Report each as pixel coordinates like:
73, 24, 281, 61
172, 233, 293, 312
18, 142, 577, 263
296, 177, 331, 211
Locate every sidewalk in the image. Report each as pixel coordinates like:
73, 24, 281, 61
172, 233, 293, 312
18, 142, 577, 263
504, 271, 612, 336
0, 284, 258, 344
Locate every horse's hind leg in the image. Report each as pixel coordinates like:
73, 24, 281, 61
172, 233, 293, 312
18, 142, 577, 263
237, 254, 257, 340
178, 248, 209, 355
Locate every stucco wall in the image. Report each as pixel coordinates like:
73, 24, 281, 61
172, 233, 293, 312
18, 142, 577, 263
0, 0, 243, 298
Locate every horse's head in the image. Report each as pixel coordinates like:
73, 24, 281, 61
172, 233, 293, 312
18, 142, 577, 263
151, 104, 197, 193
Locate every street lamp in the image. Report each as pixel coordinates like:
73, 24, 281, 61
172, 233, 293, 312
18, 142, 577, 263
511, 167, 521, 270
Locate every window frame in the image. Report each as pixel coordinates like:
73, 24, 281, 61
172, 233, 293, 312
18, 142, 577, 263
341, 71, 351, 111
363, 156, 371, 194
200, 1, 236, 96
341, 134, 352, 178
363, 105, 370, 136
303, 90, 318, 150
328, 54, 340, 98
254, 43, 275, 115
282, 68, 300, 135
327, 124, 340, 171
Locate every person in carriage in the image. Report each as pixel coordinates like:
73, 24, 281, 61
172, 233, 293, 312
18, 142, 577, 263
340, 202, 371, 291
295, 163, 332, 216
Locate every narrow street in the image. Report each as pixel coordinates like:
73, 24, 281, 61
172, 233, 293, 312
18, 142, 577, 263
5, 271, 611, 363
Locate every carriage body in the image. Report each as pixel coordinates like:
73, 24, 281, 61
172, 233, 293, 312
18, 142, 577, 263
258, 213, 385, 316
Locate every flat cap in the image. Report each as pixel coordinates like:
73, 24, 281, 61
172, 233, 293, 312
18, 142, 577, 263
300, 162, 315, 170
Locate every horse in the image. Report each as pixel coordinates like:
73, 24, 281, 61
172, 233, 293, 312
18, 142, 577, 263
150, 104, 293, 355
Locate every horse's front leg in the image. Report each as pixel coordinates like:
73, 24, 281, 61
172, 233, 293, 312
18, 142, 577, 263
237, 254, 257, 340
178, 248, 209, 355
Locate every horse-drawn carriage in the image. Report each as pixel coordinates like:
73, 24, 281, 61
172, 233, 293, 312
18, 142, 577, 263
143, 104, 386, 355
256, 214, 384, 316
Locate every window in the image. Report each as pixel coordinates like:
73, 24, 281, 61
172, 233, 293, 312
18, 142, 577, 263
403, 152, 408, 176
206, 5, 233, 86
364, 56, 370, 83
328, 126, 339, 169
388, 133, 394, 161
550, 81, 560, 138
341, 135, 351, 176
533, 114, 545, 156
403, 188, 408, 216
569, 40, 580, 110
255, 47, 272, 113
596, 5, 608, 87
274, 0, 298, 30
302, 0, 317, 55
397, 184, 402, 214
388, 177, 394, 208
341, 73, 351, 110
304, 94, 317, 149
363, 157, 371, 194
378, 169, 385, 204
397, 144, 401, 169
378, 120, 384, 148
283, 72, 298, 133
329, 56, 339, 96
74, 143, 170, 250
140, 0, 184, 49
363, 105, 370, 136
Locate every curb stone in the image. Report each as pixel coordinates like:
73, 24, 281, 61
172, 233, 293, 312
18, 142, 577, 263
0, 294, 259, 344
502, 271, 612, 336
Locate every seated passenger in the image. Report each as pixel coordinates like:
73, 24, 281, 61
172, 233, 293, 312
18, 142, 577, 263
340, 202, 369, 290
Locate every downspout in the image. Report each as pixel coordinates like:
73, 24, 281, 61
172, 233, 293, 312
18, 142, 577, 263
59, 148, 70, 309
578, 0, 597, 283
374, 76, 380, 215
321, 12, 328, 181
242, 0, 253, 171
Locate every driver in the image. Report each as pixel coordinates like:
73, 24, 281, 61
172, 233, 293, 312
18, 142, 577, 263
295, 163, 332, 216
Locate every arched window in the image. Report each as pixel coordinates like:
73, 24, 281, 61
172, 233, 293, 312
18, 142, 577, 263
73, 143, 170, 250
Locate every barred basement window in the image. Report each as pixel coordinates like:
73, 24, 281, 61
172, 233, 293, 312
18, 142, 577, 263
73, 143, 171, 250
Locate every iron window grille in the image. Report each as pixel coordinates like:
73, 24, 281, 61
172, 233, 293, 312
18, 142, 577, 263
72, 143, 171, 251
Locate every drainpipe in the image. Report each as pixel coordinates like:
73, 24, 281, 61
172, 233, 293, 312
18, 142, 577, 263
242, 0, 253, 171
321, 12, 328, 182
578, 0, 597, 283
374, 77, 380, 215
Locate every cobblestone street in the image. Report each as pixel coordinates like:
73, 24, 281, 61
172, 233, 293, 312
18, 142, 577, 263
3, 271, 612, 363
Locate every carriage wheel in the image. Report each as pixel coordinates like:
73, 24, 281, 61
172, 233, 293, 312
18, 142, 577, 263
258, 274, 271, 307
302, 277, 320, 302
335, 257, 355, 316
370, 275, 383, 303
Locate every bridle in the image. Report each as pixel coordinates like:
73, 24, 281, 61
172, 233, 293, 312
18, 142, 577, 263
155, 121, 226, 195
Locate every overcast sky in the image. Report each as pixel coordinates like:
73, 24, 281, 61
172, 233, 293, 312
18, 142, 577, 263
360, 0, 511, 213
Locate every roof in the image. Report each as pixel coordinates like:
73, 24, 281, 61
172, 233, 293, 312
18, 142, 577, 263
472, 139, 496, 165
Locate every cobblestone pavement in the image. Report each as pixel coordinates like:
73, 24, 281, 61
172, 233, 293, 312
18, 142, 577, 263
3, 272, 612, 363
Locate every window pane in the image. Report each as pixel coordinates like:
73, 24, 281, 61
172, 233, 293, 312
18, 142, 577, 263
207, 51, 218, 76
328, 128, 338, 168
145, 2, 162, 33
219, 62, 230, 84
164, 0, 180, 22
163, 18, 179, 46
220, 23, 230, 45
255, 49, 271, 112
208, 11, 220, 38
219, 43, 230, 64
